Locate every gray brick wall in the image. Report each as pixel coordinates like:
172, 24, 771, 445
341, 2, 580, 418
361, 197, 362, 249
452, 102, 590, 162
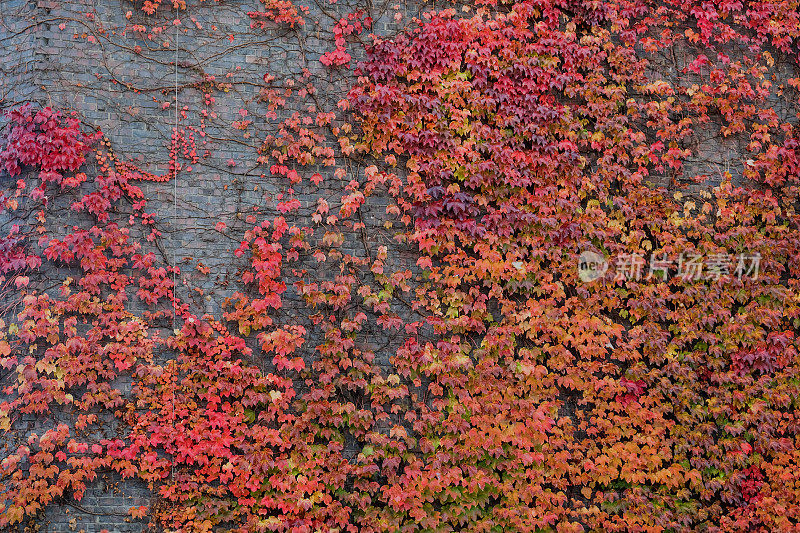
3, 1, 797, 530
2, 0, 420, 530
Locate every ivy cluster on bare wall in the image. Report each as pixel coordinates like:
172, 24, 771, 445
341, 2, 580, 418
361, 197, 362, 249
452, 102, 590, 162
3, 0, 800, 531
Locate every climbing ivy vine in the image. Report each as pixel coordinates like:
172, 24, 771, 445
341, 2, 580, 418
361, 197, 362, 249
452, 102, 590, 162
3, 0, 800, 531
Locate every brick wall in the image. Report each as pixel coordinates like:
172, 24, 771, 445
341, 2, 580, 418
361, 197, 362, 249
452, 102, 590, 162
3, 0, 421, 530
3, 1, 796, 531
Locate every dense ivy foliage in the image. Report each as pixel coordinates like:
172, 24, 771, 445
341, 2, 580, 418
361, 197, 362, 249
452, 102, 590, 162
3, 0, 800, 531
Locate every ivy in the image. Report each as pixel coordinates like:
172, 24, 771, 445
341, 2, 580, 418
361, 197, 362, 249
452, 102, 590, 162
2, 0, 800, 531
